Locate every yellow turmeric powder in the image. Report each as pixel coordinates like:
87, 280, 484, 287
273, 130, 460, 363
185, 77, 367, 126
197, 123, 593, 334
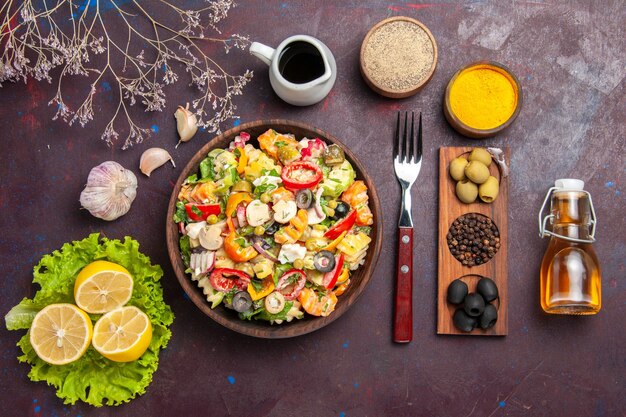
449, 64, 518, 130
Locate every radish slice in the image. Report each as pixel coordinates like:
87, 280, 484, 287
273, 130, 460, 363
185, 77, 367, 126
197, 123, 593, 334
190, 250, 216, 278
236, 205, 248, 228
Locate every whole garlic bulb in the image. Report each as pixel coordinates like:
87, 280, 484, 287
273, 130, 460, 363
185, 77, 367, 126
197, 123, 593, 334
80, 161, 138, 221
174, 103, 198, 148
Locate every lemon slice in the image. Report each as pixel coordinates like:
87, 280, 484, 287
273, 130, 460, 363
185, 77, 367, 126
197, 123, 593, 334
74, 260, 133, 314
92, 306, 152, 362
29, 303, 93, 365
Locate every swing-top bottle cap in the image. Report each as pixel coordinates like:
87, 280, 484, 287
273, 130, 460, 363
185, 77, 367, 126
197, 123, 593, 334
555, 179, 584, 191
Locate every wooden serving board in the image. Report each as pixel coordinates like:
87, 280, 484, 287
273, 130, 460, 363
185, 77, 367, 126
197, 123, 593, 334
437, 147, 509, 336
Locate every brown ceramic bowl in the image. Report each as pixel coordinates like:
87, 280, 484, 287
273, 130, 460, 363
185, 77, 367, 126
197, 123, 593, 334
166, 120, 383, 338
443, 61, 522, 138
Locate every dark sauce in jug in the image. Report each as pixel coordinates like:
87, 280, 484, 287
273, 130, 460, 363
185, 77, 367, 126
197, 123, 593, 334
278, 41, 326, 84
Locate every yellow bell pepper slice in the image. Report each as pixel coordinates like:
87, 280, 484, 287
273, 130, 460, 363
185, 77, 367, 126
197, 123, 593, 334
236, 147, 248, 174
334, 279, 350, 296
322, 231, 347, 251
247, 277, 275, 301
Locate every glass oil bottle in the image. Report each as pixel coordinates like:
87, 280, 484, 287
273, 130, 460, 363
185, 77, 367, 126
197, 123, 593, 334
538, 179, 601, 315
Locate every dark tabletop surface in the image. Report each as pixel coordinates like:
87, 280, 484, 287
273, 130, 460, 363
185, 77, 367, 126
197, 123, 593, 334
1, 1, 624, 416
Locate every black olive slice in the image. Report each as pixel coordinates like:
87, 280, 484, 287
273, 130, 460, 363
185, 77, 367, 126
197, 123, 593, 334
313, 250, 336, 273
232, 291, 253, 313
332, 202, 350, 220
295, 189, 313, 209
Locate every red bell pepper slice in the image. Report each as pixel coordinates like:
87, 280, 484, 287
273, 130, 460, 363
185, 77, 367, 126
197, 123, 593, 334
324, 210, 357, 240
185, 203, 221, 222
275, 269, 306, 300
281, 161, 323, 190
322, 253, 345, 289
209, 268, 251, 292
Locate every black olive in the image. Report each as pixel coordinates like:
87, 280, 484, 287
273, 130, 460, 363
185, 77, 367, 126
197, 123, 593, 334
264, 222, 279, 235
476, 277, 499, 302
332, 202, 349, 220
447, 279, 468, 304
463, 293, 485, 317
295, 189, 313, 209
232, 291, 253, 313
453, 308, 477, 332
313, 250, 336, 272
479, 304, 498, 329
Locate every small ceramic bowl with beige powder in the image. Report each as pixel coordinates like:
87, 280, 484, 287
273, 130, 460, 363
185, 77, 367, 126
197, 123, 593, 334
360, 16, 438, 98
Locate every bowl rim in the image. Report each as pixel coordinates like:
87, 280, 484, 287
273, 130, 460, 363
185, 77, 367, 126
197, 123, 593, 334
443, 61, 523, 139
165, 119, 383, 338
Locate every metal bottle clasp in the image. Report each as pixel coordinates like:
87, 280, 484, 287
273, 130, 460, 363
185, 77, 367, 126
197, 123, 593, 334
538, 187, 597, 244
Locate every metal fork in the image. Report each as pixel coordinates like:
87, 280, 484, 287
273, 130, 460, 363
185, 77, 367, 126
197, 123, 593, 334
392, 111, 423, 343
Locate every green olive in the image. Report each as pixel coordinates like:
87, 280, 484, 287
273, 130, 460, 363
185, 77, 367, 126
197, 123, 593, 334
449, 157, 468, 181
456, 180, 478, 203
232, 180, 252, 193
464, 161, 490, 184
277, 146, 300, 165
478, 176, 499, 203
468, 148, 492, 167
260, 192, 271, 204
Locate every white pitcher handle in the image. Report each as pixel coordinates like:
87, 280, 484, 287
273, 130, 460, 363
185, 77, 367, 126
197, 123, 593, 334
249, 42, 275, 66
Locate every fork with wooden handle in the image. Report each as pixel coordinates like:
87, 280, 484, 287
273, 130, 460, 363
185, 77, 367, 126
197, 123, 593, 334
392, 112, 423, 343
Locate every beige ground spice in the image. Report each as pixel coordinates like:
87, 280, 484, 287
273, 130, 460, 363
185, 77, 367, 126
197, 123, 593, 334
362, 20, 435, 92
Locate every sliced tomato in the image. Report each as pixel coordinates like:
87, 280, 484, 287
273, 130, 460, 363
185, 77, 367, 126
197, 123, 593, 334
276, 269, 306, 300
281, 161, 322, 190
324, 210, 357, 240
209, 268, 251, 292
322, 253, 345, 289
185, 203, 221, 222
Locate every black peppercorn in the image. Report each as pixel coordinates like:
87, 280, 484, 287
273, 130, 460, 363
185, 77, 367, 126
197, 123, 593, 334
447, 213, 500, 266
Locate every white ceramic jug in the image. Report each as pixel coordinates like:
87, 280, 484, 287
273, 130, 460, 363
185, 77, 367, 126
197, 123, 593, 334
250, 35, 336, 106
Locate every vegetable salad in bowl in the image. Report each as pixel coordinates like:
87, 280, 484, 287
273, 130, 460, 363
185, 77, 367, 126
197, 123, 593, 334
173, 128, 375, 325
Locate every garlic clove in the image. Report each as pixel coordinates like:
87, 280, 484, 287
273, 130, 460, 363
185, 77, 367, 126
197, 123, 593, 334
140, 147, 176, 177
174, 103, 198, 148
79, 161, 138, 221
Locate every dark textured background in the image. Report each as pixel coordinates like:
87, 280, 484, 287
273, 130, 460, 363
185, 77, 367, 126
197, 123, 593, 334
1, 1, 624, 416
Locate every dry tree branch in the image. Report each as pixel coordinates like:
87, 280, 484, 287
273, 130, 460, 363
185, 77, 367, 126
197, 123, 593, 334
0, 0, 253, 149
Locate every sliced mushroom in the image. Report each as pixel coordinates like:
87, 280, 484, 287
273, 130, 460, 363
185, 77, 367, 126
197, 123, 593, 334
199, 225, 224, 250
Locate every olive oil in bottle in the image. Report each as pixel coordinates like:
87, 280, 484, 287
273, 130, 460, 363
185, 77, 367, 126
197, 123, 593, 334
539, 179, 601, 315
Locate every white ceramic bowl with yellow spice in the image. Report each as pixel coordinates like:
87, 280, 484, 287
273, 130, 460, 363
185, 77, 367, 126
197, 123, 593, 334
444, 61, 522, 138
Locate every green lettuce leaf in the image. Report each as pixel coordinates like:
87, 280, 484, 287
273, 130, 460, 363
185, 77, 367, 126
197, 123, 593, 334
4, 233, 174, 407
